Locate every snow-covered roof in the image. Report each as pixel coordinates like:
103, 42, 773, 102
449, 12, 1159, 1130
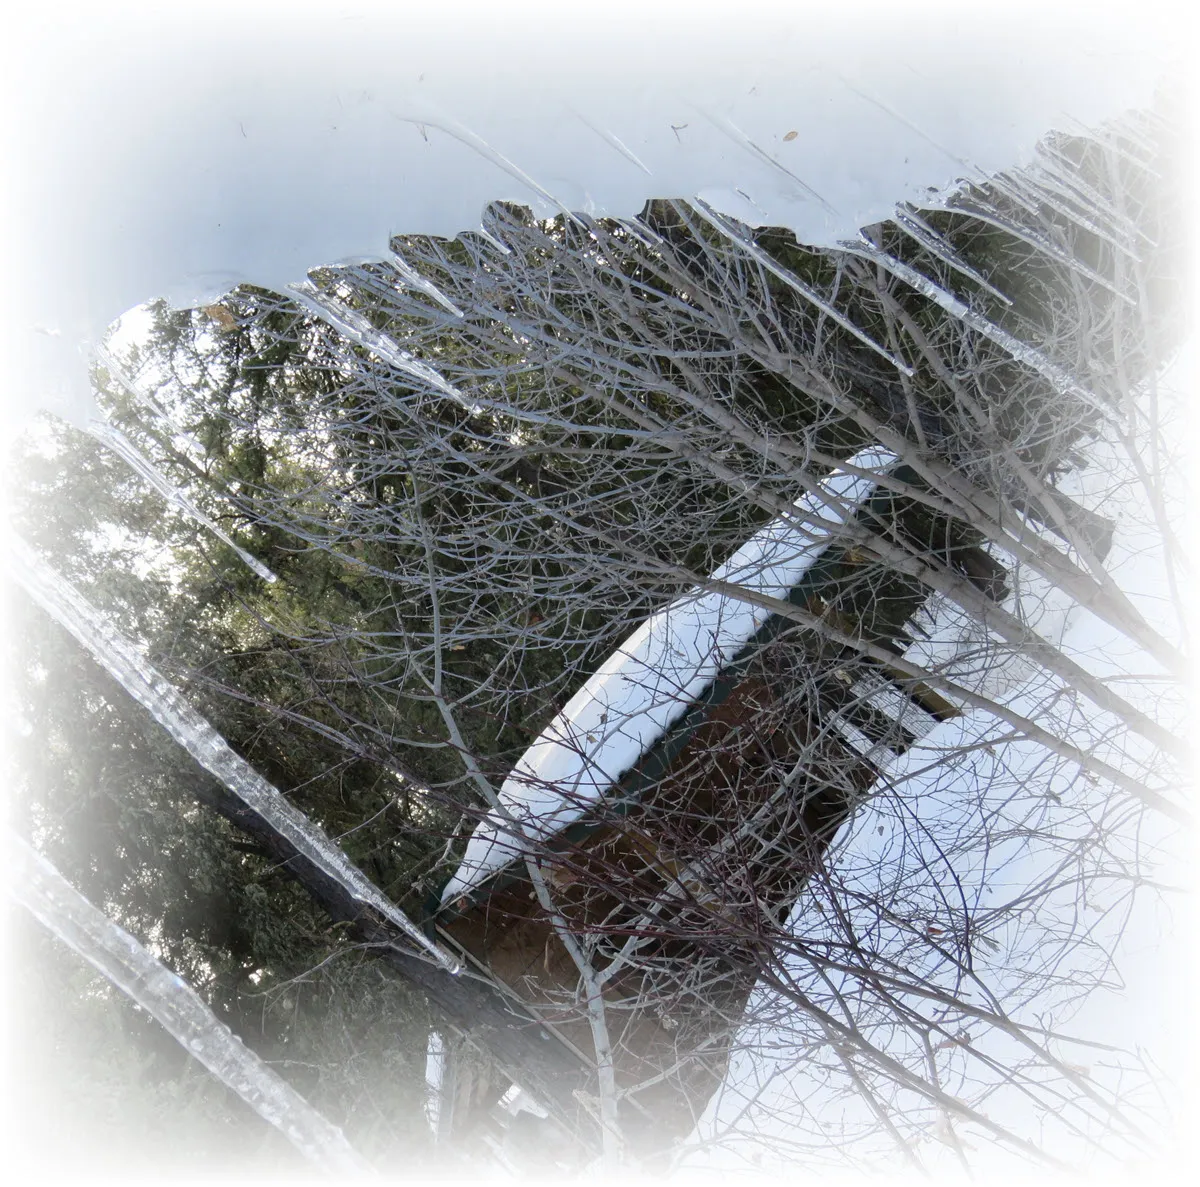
440, 445, 898, 907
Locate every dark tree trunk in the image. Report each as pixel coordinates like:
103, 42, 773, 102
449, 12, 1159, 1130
178, 768, 610, 1153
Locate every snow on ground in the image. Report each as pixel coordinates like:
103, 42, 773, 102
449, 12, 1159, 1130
3, 2, 1173, 435
681, 352, 1193, 1172
441, 446, 896, 904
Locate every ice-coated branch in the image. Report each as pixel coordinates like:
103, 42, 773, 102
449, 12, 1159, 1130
386, 249, 466, 319
941, 191, 1131, 300
94, 343, 187, 435
9, 533, 461, 975
9, 832, 371, 1176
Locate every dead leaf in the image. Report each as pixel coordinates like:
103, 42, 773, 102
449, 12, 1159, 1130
201, 303, 238, 331
935, 1032, 972, 1050
783, 130, 798, 142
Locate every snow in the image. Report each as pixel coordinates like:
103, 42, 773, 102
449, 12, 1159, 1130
1, 1, 1184, 1167
440, 445, 897, 906
3, 2, 1172, 434
683, 351, 1192, 1170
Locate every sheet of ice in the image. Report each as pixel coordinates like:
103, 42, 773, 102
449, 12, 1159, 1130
10, 532, 461, 974
11, 833, 369, 1175
440, 445, 896, 905
3, 3, 1172, 433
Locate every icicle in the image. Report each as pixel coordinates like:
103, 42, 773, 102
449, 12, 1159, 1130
617, 216, 667, 251
1001, 169, 1140, 262
386, 249, 465, 318
84, 419, 278, 585
339, 262, 463, 331
288, 281, 468, 405
893, 204, 1014, 306
1028, 172, 1141, 259
94, 343, 188, 438
688, 198, 915, 377
11, 834, 371, 1176
472, 223, 513, 257
91, 347, 279, 583
1098, 124, 1163, 175
840, 233, 1120, 425
1032, 146, 1150, 244
1110, 115, 1161, 158
939, 192, 1133, 304
9, 534, 461, 976
977, 171, 1043, 219
1031, 159, 1147, 247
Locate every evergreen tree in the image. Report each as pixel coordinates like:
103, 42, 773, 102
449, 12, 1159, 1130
9, 104, 1187, 1171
